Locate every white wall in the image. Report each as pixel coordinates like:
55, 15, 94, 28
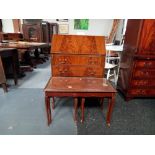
43, 19, 113, 36
2, 19, 114, 37
2, 19, 14, 33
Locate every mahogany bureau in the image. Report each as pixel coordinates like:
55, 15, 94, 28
118, 19, 155, 100
44, 34, 117, 126
51, 34, 106, 77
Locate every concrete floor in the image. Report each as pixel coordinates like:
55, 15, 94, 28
0, 60, 77, 135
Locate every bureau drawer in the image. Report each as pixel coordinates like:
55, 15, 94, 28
131, 80, 155, 87
52, 55, 104, 66
128, 89, 155, 96
134, 60, 155, 68
133, 70, 155, 78
52, 65, 104, 77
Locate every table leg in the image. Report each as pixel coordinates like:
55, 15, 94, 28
52, 97, 55, 109
12, 54, 18, 85
106, 93, 116, 127
2, 83, 8, 92
100, 98, 104, 110
74, 98, 78, 122
45, 95, 52, 126
81, 98, 85, 123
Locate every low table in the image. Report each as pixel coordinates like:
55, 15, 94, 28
44, 77, 117, 126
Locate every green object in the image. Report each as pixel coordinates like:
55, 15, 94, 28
74, 19, 89, 30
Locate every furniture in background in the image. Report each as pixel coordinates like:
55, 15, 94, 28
0, 19, 2, 32
22, 21, 55, 62
105, 45, 123, 86
0, 56, 7, 92
22, 23, 43, 42
117, 19, 155, 101
0, 41, 50, 70
106, 19, 121, 44
12, 19, 22, 33
22, 21, 58, 43
0, 33, 23, 41
48, 23, 59, 42
0, 48, 19, 92
44, 77, 116, 126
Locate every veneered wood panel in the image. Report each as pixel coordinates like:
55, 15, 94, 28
52, 65, 104, 78
52, 54, 104, 66
117, 19, 155, 100
51, 34, 106, 55
138, 19, 155, 54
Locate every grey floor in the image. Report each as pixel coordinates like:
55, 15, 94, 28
0, 60, 155, 135
77, 95, 155, 135
0, 60, 77, 135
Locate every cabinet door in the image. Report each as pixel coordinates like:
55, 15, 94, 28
22, 24, 43, 42
138, 19, 155, 55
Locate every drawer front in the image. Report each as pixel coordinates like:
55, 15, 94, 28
52, 54, 104, 66
134, 60, 155, 68
133, 70, 155, 78
129, 89, 155, 96
131, 79, 155, 87
52, 65, 104, 77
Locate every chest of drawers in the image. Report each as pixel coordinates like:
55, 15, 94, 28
51, 35, 106, 78
118, 19, 155, 100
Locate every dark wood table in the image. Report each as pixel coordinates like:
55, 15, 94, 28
0, 41, 50, 50
0, 41, 50, 69
44, 77, 117, 126
0, 48, 19, 92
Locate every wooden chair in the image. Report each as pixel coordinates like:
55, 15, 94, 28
105, 19, 121, 86
0, 56, 7, 92
105, 50, 120, 86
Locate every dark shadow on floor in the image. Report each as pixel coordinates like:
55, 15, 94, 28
77, 94, 155, 135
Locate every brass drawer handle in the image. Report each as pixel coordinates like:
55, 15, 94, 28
87, 68, 96, 75
58, 68, 68, 74
141, 90, 146, 94
89, 72, 95, 75
137, 89, 146, 94
58, 58, 62, 62
88, 57, 97, 65
144, 62, 152, 67
135, 80, 148, 86
64, 68, 68, 72
146, 72, 149, 76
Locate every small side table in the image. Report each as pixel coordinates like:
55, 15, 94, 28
44, 77, 117, 127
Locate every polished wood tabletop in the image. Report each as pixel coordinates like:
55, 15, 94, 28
0, 41, 50, 50
45, 77, 116, 93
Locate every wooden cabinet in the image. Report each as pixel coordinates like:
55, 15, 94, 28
51, 34, 106, 78
2, 33, 23, 41
117, 19, 155, 100
49, 23, 58, 42
22, 23, 43, 42
22, 22, 58, 43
